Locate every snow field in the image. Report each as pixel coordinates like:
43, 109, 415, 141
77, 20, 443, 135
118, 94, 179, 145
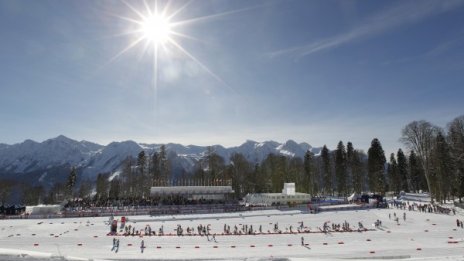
0, 207, 463, 260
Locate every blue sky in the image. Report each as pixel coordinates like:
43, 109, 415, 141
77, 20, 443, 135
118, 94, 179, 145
0, 0, 463, 154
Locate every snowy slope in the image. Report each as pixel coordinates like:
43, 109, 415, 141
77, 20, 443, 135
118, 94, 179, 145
81, 141, 142, 178
0, 207, 463, 260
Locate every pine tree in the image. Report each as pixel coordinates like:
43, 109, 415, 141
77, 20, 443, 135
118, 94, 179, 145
352, 150, 364, 193
387, 153, 400, 194
321, 145, 332, 195
447, 115, 464, 202
151, 152, 161, 185
335, 141, 347, 196
137, 151, 147, 176
397, 149, 409, 192
367, 138, 386, 194
136, 150, 148, 198
346, 142, 355, 194
66, 167, 77, 198
159, 145, 170, 182
304, 150, 316, 195
432, 132, 454, 203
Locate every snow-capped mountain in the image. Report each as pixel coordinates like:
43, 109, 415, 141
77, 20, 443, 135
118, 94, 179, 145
0, 135, 102, 174
0, 136, 321, 186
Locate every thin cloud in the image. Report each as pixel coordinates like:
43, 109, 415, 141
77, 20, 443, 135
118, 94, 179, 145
267, 0, 464, 60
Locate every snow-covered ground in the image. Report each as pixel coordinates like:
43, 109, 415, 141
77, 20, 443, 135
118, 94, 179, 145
0, 207, 463, 260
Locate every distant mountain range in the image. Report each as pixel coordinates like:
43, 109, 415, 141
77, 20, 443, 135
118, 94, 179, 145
0, 135, 321, 187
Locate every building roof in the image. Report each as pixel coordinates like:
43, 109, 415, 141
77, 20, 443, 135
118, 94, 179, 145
150, 186, 234, 196
249, 192, 310, 197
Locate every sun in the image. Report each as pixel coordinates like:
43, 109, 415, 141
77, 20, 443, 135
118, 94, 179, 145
140, 14, 172, 45
110, 0, 235, 97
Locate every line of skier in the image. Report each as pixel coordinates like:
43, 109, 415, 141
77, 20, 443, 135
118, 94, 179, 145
115, 219, 371, 237
391, 200, 455, 215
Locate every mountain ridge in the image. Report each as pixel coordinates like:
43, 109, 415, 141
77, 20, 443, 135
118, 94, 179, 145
0, 135, 322, 186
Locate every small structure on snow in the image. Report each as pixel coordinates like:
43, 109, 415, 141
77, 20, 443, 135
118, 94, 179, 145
242, 183, 311, 206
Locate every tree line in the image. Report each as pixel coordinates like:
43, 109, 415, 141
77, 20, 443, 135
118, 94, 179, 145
1, 115, 463, 206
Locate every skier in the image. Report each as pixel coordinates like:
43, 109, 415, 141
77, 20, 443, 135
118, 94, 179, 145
115, 239, 120, 253
323, 221, 329, 232
301, 236, 305, 246
140, 240, 145, 253
403, 212, 406, 221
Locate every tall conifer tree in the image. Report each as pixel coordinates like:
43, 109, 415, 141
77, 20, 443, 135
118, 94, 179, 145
368, 138, 386, 193
433, 132, 454, 202
321, 145, 332, 195
335, 141, 347, 196
447, 115, 464, 202
397, 149, 409, 192
387, 153, 400, 194
346, 142, 355, 194
66, 167, 77, 198
352, 150, 364, 193
304, 150, 316, 195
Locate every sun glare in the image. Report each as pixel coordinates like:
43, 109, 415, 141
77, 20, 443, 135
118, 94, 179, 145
111, 0, 234, 100
141, 14, 172, 45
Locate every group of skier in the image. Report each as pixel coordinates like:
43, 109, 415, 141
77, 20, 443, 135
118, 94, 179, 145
122, 224, 164, 236
321, 220, 364, 233
388, 212, 406, 225
391, 200, 455, 215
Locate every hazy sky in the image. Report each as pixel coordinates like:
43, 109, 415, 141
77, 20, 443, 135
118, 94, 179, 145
1, 0, 463, 154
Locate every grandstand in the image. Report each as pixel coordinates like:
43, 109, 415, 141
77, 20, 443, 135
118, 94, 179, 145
150, 185, 235, 201
149, 179, 235, 202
